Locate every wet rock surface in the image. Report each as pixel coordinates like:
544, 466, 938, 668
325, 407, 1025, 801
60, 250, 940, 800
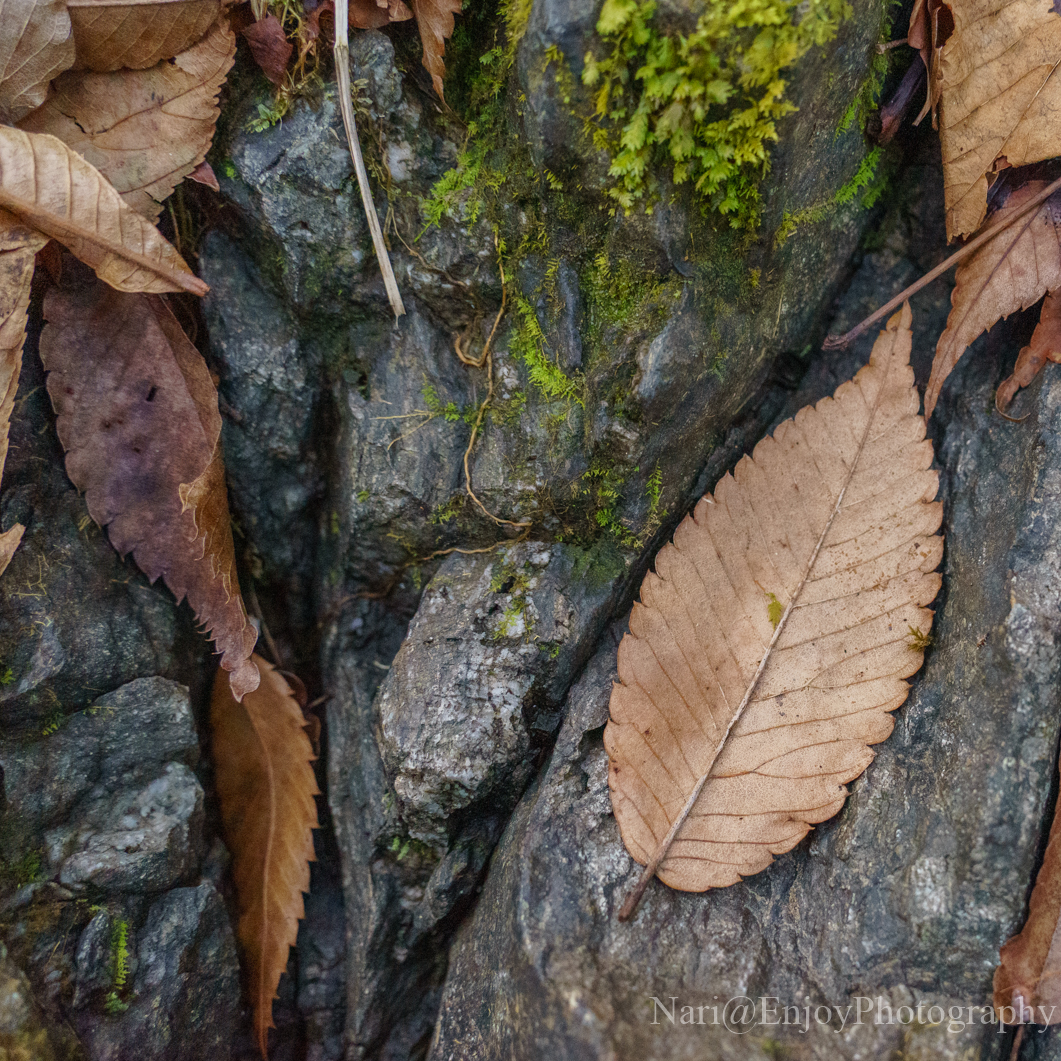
428, 171, 1061, 1061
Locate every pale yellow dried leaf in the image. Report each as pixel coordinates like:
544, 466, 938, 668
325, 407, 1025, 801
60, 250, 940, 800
925, 180, 1061, 417
0, 127, 206, 295
0, 0, 75, 123
67, 0, 222, 70
20, 19, 236, 222
0, 209, 46, 577
938, 0, 1061, 239
607, 305, 942, 895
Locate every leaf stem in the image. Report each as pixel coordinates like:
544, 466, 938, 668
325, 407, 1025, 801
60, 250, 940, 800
823, 175, 1061, 350
333, 0, 406, 319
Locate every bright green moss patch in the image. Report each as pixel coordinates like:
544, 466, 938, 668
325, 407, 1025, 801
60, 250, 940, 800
582, 0, 851, 227
511, 296, 585, 407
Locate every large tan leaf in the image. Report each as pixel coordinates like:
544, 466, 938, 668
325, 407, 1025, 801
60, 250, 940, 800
0, 211, 46, 578
0, 127, 207, 295
211, 654, 319, 1059
0, 0, 75, 123
938, 0, 1061, 239
994, 782, 1061, 1027
409, 0, 461, 100
40, 267, 259, 698
925, 180, 1061, 418
607, 305, 942, 915
19, 19, 236, 222
66, 0, 222, 71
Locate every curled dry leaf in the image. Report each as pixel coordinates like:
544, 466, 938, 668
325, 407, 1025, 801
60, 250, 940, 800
241, 13, 291, 84
39, 267, 259, 698
211, 654, 319, 1058
0, 210, 47, 577
906, 0, 950, 127
608, 304, 942, 917
996, 291, 1061, 411
937, 0, 1061, 240
994, 783, 1061, 1028
0, 0, 75, 123
925, 180, 1061, 418
410, 0, 461, 100
19, 19, 236, 222
0, 127, 207, 295
187, 159, 219, 191
66, 0, 222, 71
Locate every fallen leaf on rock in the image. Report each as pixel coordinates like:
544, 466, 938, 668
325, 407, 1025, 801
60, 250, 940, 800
0, 127, 207, 295
937, 0, 1061, 239
925, 180, 1061, 417
66, 0, 222, 70
20, 19, 236, 221
241, 13, 291, 83
40, 267, 258, 697
608, 304, 942, 918
0, 211, 47, 577
995, 784, 1061, 1027
211, 654, 318, 1059
996, 291, 1061, 411
410, 0, 460, 99
0, 0, 75, 123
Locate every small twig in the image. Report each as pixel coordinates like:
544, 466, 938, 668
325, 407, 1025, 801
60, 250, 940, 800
244, 581, 283, 669
461, 286, 530, 530
333, 0, 405, 319
823, 174, 1061, 350
877, 36, 909, 51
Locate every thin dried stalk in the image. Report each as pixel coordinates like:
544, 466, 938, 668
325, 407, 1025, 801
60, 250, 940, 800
333, 0, 405, 318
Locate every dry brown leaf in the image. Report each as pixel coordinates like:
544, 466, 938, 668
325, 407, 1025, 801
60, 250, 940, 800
995, 290, 1061, 411
349, 0, 412, 29
40, 266, 259, 698
19, 19, 235, 222
0, 0, 75, 123
607, 304, 942, 916
0, 127, 207, 295
925, 180, 1061, 418
66, 0, 222, 71
211, 654, 319, 1059
994, 783, 1061, 1027
187, 159, 219, 190
0, 210, 47, 578
409, 0, 460, 100
906, 0, 951, 127
241, 13, 291, 83
937, 0, 1061, 240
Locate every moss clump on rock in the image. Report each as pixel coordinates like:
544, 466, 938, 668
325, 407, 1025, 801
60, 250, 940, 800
581, 0, 852, 226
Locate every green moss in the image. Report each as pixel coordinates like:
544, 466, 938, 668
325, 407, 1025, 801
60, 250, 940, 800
511, 296, 585, 407
104, 919, 130, 1014
0, 664, 12, 685
569, 538, 626, 587
5, 848, 42, 888
774, 144, 892, 246
766, 591, 783, 628
581, 0, 852, 226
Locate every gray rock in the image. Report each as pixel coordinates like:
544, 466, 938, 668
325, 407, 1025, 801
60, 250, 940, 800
46, 763, 204, 894
72, 911, 112, 1009
74, 883, 240, 1061
0, 942, 83, 1060
377, 540, 622, 850
427, 171, 1061, 1060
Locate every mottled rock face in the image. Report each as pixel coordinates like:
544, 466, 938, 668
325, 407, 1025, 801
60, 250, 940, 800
427, 173, 1061, 1061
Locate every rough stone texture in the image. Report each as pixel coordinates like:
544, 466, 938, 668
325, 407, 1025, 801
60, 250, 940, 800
377, 541, 624, 848
72, 883, 240, 1061
427, 164, 1061, 1061
0, 677, 203, 894
0, 942, 83, 1061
